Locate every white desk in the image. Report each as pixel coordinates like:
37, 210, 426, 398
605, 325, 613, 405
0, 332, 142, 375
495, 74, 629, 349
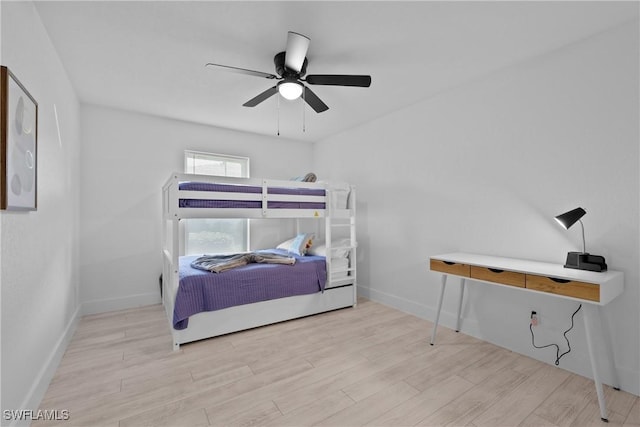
429, 252, 624, 422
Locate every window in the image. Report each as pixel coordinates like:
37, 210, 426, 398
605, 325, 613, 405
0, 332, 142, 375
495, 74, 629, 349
184, 151, 250, 255
184, 151, 249, 178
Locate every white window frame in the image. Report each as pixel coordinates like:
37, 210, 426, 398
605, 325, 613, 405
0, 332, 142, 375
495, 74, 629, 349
183, 151, 250, 255
184, 150, 250, 178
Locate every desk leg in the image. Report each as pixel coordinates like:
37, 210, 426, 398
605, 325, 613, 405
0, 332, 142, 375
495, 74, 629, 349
455, 278, 466, 332
599, 307, 621, 391
583, 304, 609, 422
430, 274, 447, 345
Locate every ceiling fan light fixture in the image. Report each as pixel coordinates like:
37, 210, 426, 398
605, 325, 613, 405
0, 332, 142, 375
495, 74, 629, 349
277, 80, 303, 100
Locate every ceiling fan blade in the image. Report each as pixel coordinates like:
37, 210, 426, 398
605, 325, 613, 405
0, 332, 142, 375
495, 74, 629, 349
306, 74, 372, 87
243, 86, 278, 107
206, 63, 278, 79
303, 86, 329, 113
284, 31, 310, 73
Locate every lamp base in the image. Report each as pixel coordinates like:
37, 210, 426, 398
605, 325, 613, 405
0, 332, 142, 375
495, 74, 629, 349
564, 252, 607, 272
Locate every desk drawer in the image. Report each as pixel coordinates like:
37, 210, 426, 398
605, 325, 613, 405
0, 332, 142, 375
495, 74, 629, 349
470, 266, 525, 288
430, 259, 470, 277
526, 274, 600, 302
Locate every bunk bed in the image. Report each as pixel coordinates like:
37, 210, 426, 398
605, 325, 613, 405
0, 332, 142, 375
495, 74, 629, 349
162, 173, 357, 350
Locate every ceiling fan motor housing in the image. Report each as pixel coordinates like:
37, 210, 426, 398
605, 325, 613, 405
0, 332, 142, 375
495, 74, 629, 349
274, 51, 308, 78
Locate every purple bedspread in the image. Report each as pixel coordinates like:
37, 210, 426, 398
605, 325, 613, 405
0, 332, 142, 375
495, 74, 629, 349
173, 249, 327, 330
178, 182, 326, 209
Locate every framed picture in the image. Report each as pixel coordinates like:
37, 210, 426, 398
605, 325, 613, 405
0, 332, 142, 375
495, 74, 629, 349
1, 66, 38, 210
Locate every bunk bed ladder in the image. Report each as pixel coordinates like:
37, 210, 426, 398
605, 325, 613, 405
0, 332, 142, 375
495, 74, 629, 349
325, 185, 357, 306
350, 188, 357, 305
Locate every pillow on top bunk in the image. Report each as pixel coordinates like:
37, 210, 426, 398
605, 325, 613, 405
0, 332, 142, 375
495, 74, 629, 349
277, 233, 314, 256
307, 238, 351, 258
290, 172, 317, 182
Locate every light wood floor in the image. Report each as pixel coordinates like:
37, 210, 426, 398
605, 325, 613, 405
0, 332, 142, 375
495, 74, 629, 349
36, 298, 639, 427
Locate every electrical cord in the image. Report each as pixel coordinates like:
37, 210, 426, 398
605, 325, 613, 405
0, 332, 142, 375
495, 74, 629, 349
529, 304, 582, 366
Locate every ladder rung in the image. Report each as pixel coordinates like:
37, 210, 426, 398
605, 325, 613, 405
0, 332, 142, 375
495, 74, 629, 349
329, 268, 355, 274
327, 245, 355, 251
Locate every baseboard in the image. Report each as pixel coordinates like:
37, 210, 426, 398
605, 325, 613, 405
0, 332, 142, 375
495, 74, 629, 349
358, 285, 480, 332
8, 305, 81, 427
81, 292, 161, 315
359, 285, 434, 320
616, 366, 640, 397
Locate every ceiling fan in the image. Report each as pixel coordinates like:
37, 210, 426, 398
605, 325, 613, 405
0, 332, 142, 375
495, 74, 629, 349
206, 31, 372, 113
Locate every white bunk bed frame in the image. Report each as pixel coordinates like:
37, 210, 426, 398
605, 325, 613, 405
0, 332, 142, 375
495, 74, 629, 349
162, 172, 357, 350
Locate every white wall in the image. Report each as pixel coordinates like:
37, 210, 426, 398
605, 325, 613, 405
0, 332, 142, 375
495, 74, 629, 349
314, 21, 639, 394
0, 1, 81, 422
79, 105, 315, 313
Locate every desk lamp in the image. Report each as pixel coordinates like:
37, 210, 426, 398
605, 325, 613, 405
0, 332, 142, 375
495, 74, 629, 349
554, 207, 607, 272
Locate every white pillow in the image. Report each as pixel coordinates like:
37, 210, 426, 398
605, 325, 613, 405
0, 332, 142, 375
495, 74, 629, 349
277, 233, 314, 256
307, 238, 351, 258
276, 237, 295, 251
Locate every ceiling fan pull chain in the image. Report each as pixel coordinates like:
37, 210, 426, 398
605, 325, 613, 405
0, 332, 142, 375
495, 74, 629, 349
277, 91, 280, 136
302, 89, 306, 133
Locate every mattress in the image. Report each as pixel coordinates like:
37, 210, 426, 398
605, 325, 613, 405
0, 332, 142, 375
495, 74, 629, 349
173, 249, 327, 329
178, 182, 326, 209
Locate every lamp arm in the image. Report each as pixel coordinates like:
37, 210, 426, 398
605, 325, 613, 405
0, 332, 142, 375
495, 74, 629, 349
578, 219, 586, 253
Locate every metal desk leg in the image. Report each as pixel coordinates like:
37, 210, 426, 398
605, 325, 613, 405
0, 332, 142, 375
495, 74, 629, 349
455, 278, 466, 332
583, 304, 609, 422
599, 307, 621, 391
430, 274, 448, 345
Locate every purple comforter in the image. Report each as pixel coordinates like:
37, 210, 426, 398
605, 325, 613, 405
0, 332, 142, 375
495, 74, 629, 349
173, 249, 326, 329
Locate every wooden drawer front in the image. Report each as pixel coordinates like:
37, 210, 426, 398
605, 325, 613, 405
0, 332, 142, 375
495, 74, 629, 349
526, 274, 600, 302
430, 259, 470, 277
470, 266, 526, 288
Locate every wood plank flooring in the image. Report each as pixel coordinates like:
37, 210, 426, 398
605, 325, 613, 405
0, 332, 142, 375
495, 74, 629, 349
35, 298, 639, 426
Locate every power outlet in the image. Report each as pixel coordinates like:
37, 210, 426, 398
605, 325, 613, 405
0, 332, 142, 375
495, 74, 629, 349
530, 311, 539, 326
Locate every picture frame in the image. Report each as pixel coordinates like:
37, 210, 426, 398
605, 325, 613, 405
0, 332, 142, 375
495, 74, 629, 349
1, 66, 38, 210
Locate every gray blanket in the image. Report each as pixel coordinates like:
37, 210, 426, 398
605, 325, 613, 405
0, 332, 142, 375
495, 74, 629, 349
191, 252, 296, 273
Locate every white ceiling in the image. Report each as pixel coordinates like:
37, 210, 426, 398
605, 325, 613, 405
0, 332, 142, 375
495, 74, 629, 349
34, 1, 637, 142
